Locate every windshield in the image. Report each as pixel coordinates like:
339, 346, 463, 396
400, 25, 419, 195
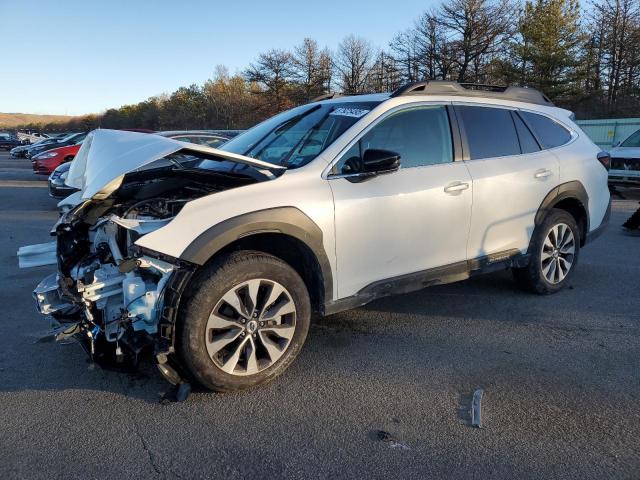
621, 130, 640, 147
219, 101, 382, 169
58, 133, 82, 143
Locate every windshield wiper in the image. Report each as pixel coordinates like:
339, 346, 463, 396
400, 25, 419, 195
279, 108, 335, 167
243, 104, 322, 159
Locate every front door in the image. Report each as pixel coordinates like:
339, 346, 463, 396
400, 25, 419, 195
328, 104, 473, 298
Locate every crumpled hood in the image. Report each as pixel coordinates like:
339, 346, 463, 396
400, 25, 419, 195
67, 129, 284, 200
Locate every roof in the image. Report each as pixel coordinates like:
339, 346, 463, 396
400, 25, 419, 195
391, 81, 553, 106
313, 82, 553, 108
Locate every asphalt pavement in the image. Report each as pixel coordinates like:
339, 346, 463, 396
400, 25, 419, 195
0, 151, 639, 479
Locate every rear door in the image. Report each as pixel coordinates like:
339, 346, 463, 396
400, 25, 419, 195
455, 104, 560, 259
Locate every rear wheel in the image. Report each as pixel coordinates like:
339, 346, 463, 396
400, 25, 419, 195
177, 250, 310, 392
513, 208, 580, 294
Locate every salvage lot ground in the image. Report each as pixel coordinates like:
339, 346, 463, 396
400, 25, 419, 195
0, 150, 639, 479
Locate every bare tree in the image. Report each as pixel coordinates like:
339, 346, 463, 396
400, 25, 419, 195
334, 35, 375, 93
318, 48, 334, 92
292, 38, 333, 101
591, 0, 640, 104
367, 51, 403, 92
389, 29, 422, 82
438, 0, 515, 82
245, 49, 295, 112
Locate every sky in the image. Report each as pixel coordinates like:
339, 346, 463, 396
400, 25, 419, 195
0, 0, 435, 116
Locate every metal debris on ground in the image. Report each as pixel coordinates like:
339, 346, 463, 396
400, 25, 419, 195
471, 389, 484, 428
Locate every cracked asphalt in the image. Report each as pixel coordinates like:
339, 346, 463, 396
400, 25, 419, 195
0, 151, 639, 479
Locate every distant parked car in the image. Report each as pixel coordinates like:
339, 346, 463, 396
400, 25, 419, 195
609, 129, 640, 187
48, 162, 78, 198
31, 142, 82, 175
11, 137, 59, 158
26, 132, 87, 158
17, 131, 50, 144
157, 130, 234, 148
0, 134, 25, 150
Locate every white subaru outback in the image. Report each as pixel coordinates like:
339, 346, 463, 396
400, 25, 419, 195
19, 81, 610, 393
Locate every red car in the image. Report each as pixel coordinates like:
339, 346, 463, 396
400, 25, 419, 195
31, 143, 81, 175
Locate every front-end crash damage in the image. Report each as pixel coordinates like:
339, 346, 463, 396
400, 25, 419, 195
18, 129, 283, 392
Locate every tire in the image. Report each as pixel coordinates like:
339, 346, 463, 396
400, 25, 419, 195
513, 208, 581, 294
177, 250, 311, 392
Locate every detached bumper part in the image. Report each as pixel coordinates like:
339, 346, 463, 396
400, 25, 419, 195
18, 242, 57, 268
33, 273, 77, 317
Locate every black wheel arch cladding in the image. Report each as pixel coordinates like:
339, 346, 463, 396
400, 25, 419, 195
179, 207, 333, 310
535, 181, 589, 245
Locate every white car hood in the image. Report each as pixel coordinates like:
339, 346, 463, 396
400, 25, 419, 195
609, 146, 640, 159
66, 129, 283, 200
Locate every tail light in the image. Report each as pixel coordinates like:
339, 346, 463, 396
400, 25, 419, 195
597, 151, 611, 171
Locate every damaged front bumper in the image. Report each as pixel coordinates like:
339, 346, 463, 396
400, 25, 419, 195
20, 215, 195, 385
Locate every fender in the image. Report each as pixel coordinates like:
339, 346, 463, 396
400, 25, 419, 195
535, 180, 590, 234
179, 207, 333, 302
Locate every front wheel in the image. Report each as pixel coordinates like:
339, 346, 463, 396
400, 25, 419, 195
513, 208, 581, 294
177, 251, 311, 392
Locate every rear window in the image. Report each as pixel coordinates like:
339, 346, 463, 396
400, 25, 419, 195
456, 106, 521, 160
520, 112, 572, 149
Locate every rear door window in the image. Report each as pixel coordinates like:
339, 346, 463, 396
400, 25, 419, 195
456, 105, 521, 160
519, 111, 572, 149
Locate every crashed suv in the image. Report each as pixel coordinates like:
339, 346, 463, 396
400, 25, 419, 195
19, 81, 611, 394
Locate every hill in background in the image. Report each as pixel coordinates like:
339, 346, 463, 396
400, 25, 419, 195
0, 112, 76, 128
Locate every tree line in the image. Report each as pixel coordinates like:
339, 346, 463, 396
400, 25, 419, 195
18, 0, 640, 133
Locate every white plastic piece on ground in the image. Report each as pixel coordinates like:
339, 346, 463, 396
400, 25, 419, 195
472, 389, 483, 428
17, 242, 57, 268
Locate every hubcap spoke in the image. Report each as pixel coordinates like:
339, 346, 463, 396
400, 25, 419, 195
263, 282, 285, 313
543, 257, 556, 280
245, 337, 259, 374
258, 330, 284, 361
220, 336, 250, 374
206, 327, 243, 357
245, 279, 261, 316
221, 289, 247, 318
262, 298, 296, 321
262, 324, 296, 341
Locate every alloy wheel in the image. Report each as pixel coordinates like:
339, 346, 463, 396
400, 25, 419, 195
205, 279, 297, 376
540, 222, 575, 284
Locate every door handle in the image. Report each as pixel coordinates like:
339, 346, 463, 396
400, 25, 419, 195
444, 181, 470, 194
534, 169, 553, 179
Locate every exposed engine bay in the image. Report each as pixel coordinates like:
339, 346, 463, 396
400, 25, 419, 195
18, 131, 281, 395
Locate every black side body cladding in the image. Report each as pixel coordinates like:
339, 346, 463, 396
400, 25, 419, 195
325, 249, 528, 316
180, 207, 333, 305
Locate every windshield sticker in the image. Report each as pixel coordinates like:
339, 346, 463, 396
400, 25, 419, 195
329, 108, 370, 118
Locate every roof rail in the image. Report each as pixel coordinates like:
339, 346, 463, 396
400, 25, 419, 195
310, 92, 342, 103
390, 80, 554, 106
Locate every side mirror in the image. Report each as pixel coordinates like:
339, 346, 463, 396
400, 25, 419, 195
362, 149, 401, 175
